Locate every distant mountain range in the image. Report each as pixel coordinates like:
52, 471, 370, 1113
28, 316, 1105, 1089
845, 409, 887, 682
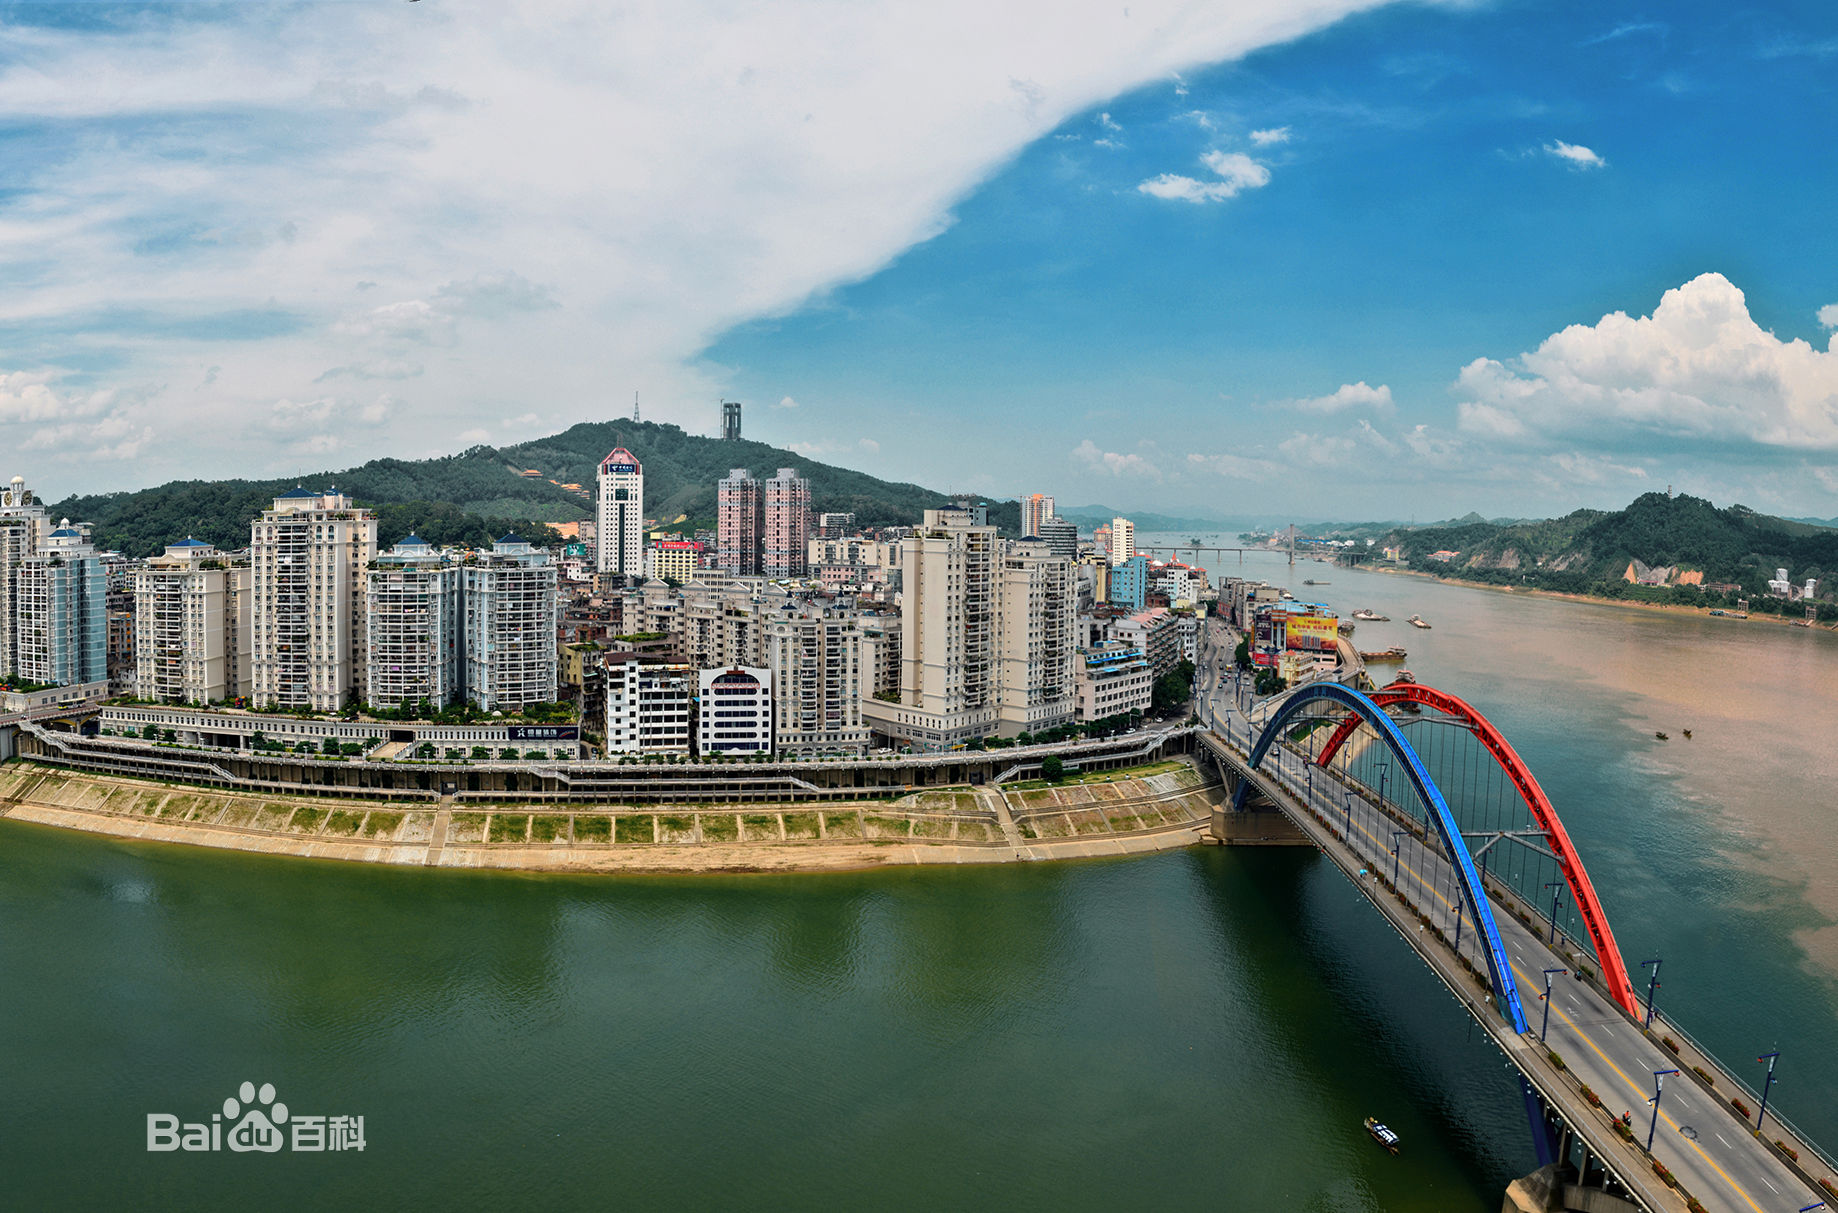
1317, 492, 1838, 603
51, 421, 1025, 557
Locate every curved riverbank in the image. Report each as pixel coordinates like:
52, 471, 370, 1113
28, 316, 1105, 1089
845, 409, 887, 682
0, 760, 1218, 874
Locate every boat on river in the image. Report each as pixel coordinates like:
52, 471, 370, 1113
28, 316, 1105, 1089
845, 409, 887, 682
1360, 647, 1408, 662
1351, 609, 1389, 621
1364, 1117, 1400, 1155
1303, 579, 1329, 586
1407, 615, 1432, 629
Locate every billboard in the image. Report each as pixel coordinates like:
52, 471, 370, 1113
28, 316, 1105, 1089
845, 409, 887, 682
1284, 613, 1339, 652
507, 724, 580, 741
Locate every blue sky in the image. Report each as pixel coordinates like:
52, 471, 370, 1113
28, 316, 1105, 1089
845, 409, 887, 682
0, 0, 1834, 520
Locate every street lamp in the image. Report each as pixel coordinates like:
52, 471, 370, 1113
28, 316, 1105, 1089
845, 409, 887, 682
1539, 968, 1568, 1042
1647, 1068, 1679, 1152
1391, 829, 1407, 886
1542, 881, 1566, 944
1640, 958, 1663, 1029
1757, 1050, 1780, 1132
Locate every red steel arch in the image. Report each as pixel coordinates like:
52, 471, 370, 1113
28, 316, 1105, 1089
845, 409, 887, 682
1315, 681, 1640, 1017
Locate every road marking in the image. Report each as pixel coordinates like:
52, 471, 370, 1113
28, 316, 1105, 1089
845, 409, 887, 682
1760, 1176, 1778, 1194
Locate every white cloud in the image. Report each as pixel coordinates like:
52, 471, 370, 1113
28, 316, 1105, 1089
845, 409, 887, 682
1098, 112, 1122, 132
1453, 272, 1838, 449
1072, 438, 1161, 478
1186, 450, 1279, 480
1171, 73, 1189, 97
858, 437, 880, 452
1544, 140, 1607, 169
0, 371, 116, 423
1293, 380, 1393, 413
775, 395, 800, 409
0, 0, 1396, 491
456, 428, 491, 445
1137, 149, 1271, 204
1819, 303, 1838, 329
1249, 126, 1291, 145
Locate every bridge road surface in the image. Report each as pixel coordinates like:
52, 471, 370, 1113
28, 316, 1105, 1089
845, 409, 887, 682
1191, 628, 1819, 1213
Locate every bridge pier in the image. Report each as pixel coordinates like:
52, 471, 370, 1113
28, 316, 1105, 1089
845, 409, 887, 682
1203, 762, 1309, 845
1501, 1163, 1641, 1213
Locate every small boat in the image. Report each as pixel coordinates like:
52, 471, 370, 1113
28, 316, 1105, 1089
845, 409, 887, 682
1654, 732, 1669, 741
1682, 729, 1692, 739
1360, 646, 1408, 662
1365, 1117, 1400, 1155
1407, 615, 1432, 629
1352, 609, 1389, 621
1303, 579, 1330, 585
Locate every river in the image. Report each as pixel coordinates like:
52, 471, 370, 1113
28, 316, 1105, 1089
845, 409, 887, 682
0, 538, 1832, 1210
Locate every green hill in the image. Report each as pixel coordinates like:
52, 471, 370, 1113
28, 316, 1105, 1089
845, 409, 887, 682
1359, 492, 1838, 614
50, 421, 1020, 557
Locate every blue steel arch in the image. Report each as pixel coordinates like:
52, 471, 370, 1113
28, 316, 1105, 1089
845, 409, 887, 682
1232, 682, 1529, 1036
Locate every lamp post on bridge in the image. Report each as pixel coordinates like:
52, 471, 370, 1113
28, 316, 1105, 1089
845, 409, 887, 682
1647, 1068, 1679, 1152
1391, 829, 1406, 886
1539, 968, 1568, 1042
1542, 881, 1566, 945
1756, 1050, 1780, 1132
1640, 958, 1663, 1029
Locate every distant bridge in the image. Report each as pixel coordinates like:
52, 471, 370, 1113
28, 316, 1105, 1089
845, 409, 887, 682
1192, 626, 1836, 1213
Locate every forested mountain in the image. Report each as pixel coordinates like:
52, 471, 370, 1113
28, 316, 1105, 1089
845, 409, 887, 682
1349, 492, 1838, 612
50, 420, 1019, 556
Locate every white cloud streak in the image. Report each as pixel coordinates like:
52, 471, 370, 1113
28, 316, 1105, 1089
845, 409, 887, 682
1544, 140, 1607, 169
1137, 149, 1271, 203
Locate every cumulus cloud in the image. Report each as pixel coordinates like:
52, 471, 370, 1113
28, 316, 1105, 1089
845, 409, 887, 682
1544, 140, 1607, 169
0, 371, 116, 423
1137, 149, 1271, 204
774, 395, 799, 409
1249, 126, 1291, 145
1820, 303, 1838, 329
858, 437, 880, 452
1453, 272, 1838, 449
0, 0, 1394, 491
1072, 438, 1161, 478
1293, 381, 1393, 413
1186, 450, 1280, 480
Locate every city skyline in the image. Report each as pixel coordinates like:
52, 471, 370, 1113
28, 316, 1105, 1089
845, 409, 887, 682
0, 1, 1834, 521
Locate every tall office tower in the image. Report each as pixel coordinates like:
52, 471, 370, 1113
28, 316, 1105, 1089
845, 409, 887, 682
1020, 493, 1055, 539
0, 475, 51, 676
1109, 516, 1136, 566
15, 520, 107, 687
250, 488, 378, 711
763, 467, 811, 578
596, 446, 644, 578
717, 468, 762, 574
722, 399, 742, 441
133, 538, 252, 704
1036, 516, 1078, 561
695, 665, 772, 756
365, 535, 463, 710
996, 539, 1077, 736
463, 534, 558, 711
766, 606, 870, 757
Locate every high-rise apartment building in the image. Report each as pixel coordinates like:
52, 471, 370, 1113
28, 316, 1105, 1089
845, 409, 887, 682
717, 468, 762, 574
1036, 516, 1078, 561
763, 467, 810, 578
766, 606, 869, 757
1109, 516, 1136, 566
695, 666, 772, 756
1020, 493, 1055, 539
133, 538, 251, 704
366, 535, 462, 710
596, 446, 644, 578
0, 475, 51, 676
15, 521, 107, 688
463, 535, 558, 711
250, 488, 377, 711
995, 539, 1077, 736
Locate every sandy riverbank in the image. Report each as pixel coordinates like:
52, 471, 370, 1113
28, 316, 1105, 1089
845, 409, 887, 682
1368, 565, 1836, 630
0, 761, 1219, 874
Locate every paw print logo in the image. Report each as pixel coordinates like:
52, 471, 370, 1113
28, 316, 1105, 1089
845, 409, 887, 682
224, 1081, 288, 1153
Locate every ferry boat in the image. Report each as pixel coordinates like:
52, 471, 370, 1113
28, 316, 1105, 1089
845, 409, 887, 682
1364, 1117, 1401, 1155
1359, 646, 1408, 662
1351, 609, 1389, 621
1303, 579, 1330, 586
1407, 615, 1432, 629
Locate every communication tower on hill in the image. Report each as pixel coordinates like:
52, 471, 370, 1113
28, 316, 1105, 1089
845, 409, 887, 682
722, 400, 742, 441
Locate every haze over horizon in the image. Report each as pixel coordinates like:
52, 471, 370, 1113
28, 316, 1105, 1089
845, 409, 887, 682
1, 0, 1835, 521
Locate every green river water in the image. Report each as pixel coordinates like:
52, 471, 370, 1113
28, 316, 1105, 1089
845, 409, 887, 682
0, 540, 1832, 1211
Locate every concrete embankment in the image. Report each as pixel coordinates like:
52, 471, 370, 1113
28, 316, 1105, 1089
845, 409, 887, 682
0, 760, 1220, 874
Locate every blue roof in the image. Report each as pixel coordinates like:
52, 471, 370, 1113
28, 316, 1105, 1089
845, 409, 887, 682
170, 536, 212, 548
399, 534, 428, 546
497, 532, 523, 544
277, 486, 317, 499
49, 527, 80, 538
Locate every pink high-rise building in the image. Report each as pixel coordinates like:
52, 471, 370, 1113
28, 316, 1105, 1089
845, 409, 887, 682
763, 468, 810, 578
718, 468, 762, 574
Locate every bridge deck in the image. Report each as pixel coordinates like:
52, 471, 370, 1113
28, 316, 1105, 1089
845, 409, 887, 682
1194, 630, 1828, 1213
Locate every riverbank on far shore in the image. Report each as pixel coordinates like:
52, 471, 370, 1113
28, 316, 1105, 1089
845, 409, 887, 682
0, 760, 1218, 874
1362, 563, 1838, 631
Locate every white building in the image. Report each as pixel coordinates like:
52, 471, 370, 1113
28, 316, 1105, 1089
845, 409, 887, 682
596, 446, 644, 579
16, 521, 107, 688
365, 535, 463, 710
1020, 493, 1055, 539
464, 535, 558, 711
605, 654, 691, 754
696, 665, 772, 756
995, 539, 1076, 736
1074, 642, 1152, 722
1107, 607, 1182, 678
250, 488, 378, 712
1109, 516, 1136, 566
0, 475, 52, 677
766, 606, 870, 757
133, 538, 251, 705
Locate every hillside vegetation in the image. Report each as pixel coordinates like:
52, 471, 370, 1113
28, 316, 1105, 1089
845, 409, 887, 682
51, 420, 1019, 556
1343, 492, 1838, 617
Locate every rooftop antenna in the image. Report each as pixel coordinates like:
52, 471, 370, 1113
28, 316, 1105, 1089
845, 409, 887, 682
633, 391, 640, 423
